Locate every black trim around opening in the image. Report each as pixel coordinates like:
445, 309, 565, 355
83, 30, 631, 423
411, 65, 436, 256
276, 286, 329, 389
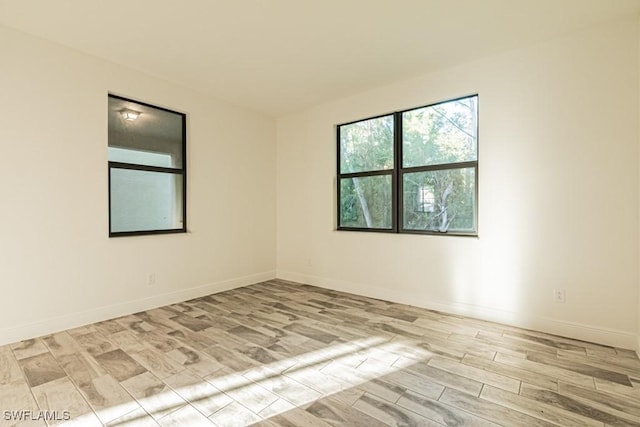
108, 94, 187, 238
337, 94, 478, 237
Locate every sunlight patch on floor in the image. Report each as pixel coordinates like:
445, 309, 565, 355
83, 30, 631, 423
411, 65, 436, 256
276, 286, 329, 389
97, 336, 429, 425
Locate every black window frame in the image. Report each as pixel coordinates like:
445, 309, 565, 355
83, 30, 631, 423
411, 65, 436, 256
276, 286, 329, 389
337, 94, 478, 237
108, 94, 187, 238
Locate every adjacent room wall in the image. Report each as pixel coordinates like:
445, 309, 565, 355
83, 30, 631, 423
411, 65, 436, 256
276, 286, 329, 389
277, 18, 640, 349
0, 25, 277, 345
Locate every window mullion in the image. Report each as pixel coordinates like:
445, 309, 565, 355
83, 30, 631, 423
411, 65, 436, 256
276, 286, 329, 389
393, 111, 402, 233
402, 160, 478, 174
338, 169, 394, 179
108, 161, 183, 175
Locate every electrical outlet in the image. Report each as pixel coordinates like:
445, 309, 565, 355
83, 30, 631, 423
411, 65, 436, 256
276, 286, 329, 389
553, 288, 565, 303
147, 273, 156, 286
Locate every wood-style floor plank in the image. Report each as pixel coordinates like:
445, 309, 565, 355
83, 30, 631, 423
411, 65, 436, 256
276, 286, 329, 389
0, 279, 637, 427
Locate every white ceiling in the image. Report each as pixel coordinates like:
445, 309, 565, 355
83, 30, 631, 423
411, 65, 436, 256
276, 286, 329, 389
1, 0, 639, 116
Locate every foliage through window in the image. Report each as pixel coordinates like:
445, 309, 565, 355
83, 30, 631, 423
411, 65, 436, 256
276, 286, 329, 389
337, 95, 478, 235
108, 95, 186, 237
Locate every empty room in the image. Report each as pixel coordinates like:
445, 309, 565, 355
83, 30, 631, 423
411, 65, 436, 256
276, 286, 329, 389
1, 0, 640, 426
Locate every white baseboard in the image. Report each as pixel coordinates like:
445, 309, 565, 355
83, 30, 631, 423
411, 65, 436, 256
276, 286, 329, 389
277, 270, 637, 351
0, 270, 276, 346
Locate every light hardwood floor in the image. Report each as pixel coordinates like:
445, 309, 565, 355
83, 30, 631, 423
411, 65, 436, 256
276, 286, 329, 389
1, 279, 639, 426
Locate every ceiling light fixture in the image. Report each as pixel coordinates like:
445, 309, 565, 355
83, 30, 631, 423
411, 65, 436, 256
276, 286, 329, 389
121, 109, 140, 121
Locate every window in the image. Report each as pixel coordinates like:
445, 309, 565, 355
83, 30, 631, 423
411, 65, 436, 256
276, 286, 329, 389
108, 95, 186, 237
417, 185, 435, 213
337, 95, 478, 236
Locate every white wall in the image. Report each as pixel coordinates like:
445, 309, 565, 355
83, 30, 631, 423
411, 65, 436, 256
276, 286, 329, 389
2, 18, 639, 351
0, 25, 276, 345
638, 15, 640, 356
277, 18, 639, 349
